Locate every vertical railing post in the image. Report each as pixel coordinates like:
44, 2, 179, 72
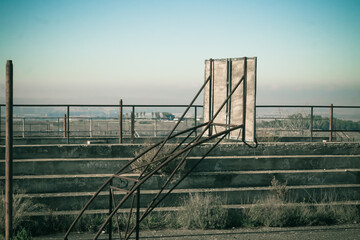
47, 120, 50, 136
57, 117, 60, 137
119, 99, 123, 144
63, 114, 66, 138
67, 106, 70, 144
329, 104, 333, 142
208, 59, 213, 137
108, 179, 113, 240
194, 106, 197, 137
310, 106, 313, 142
22, 118, 25, 138
89, 118, 93, 138
131, 106, 135, 143
0, 106, 2, 139
154, 117, 157, 137
136, 187, 140, 240
5, 60, 14, 240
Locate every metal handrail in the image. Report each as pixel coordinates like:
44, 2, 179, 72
0, 104, 359, 142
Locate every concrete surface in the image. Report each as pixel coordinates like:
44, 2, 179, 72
33, 224, 360, 240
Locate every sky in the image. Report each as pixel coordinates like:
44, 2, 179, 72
0, 0, 359, 105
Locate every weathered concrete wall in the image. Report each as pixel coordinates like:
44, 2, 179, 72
0, 142, 359, 217
1, 142, 359, 159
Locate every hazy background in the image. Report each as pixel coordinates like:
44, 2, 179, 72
0, 0, 359, 105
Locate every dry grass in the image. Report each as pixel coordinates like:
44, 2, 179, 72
177, 193, 228, 229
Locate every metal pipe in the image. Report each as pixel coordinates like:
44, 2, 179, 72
131, 110, 135, 143
119, 99, 123, 144
67, 106, 70, 144
22, 118, 25, 138
108, 179, 113, 240
5, 60, 13, 240
63, 114, 66, 138
94, 125, 242, 239
63, 123, 207, 240
0, 103, 359, 109
329, 104, 333, 142
89, 118, 93, 138
139, 133, 228, 225
194, 106, 197, 137
208, 59, 213, 136
57, 117, 60, 137
139, 76, 211, 178
0, 107, 2, 139
136, 188, 140, 240
310, 106, 313, 142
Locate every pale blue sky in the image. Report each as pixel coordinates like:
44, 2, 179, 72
0, 0, 359, 105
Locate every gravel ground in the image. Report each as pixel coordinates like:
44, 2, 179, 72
34, 224, 360, 240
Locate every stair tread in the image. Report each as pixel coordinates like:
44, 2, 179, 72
1, 154, 359, 162
2, 169, 359, 180
23, 200, 360, 216
19, 184, 360, 198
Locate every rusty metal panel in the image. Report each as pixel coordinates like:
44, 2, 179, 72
203, 61, 210, 132
244, 58, 257, 142
204, 57, 257, 142
212, 59, 227, 134
229, 58, 245, 139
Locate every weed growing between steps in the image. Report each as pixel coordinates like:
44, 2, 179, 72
1, 180, 359, 237
176, 193, 228, 229
0, 190, 46, 239
243, 177, 360, 227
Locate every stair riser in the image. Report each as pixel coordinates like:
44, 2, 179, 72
2, 171, 359, 194
22, 187, 360, 212
1, 157, 359, 176
1, 142, 359, 159
0, 160, 129, 175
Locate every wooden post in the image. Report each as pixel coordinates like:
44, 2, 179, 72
329, 104, 333, 142
5, 60, 14, 240
119, 99, 123, 144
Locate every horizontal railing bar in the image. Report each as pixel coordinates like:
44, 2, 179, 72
0, 104, 204, 108
312, 129, 360, 132
256, 105, 360, 108
0, 104, 358, 109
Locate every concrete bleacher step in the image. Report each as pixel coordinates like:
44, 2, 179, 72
188, 155, 360, 172
24, 200, 360, 218
0, 143, 359, 220
2, 142, 359, 159
1, 158, 131, 175
1, 155, 359, 176
19, 184, 360, 212
2, 169, 359, 194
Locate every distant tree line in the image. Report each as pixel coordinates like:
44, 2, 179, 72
257, 113, 360, 130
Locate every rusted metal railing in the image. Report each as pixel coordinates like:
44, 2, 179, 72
0, 104, 359, 143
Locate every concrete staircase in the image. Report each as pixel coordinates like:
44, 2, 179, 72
1, 142, 360, 217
